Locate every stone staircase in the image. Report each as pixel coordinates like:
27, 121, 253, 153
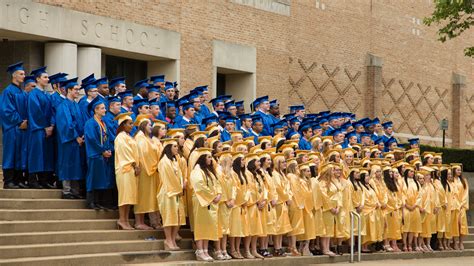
0, 170, 474, 265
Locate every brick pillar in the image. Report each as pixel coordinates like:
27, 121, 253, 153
366, 54, 383, 118
451, 73, 466, 148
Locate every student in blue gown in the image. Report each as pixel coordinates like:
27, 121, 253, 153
77, 73, 95, 105
133, 79, 149, 102
190, 92, 203, 124
84, 97, 115, 209
250, 114, 263, 144
56, 78, 86, 199
149, 98, 166, 122
79, 78, 99, 121
268, 99, 281, 124
225, 100, 241, 130
174, 102, 196, 128
253, 96, 273, 136
298, 122, 313, 150
239, 114, 253, 138
118, 90, 134, 114
196, 85, 211, 118
220, 115, 236, 142
27, 66, 56, 188
0, 62, 27, 189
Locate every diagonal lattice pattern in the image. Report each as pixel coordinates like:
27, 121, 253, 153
288, 58, 362, 114
465, 94, 474, 140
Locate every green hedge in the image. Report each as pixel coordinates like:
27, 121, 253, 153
418, 144, 474, 172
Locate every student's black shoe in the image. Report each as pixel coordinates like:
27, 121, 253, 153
61, 194, 76, 199
4, 182, 19, 189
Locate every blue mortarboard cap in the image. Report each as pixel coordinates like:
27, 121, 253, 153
6, 62, 24, 74
374, 137, 384, 145
24, 75, 36, 84
363, 119, 374, 127
176, 95, 190, 107
328, 113, 340, 121
287, 130, 300, 139
117, 90, 133, 99
340, 121, 353, 131
149, 98, 160, 106
210, 97, 225, 107
283, 113, 295, 120
147, 84, 160, 93
134, 98, 150, 108
306, 114, 318, 119
48, 73, 68, 84
270, 99, 279, 108
182, 102, 195, 111
199, 85, 209, 91
134, 79, 149, 89
382, 121, 393, 129
87, 97, 105, 114
408, 138, 419, 145
62, 77, 79, 89
360, 132, 371, 138
353, 121, 364, 128
299, 122, 312, 132
164, 81, 174, 91
162, 101, 177, 111
251, 114, 263, 123
219, 95, 232, 102
290, 116, 300, 125
272, 120, 287, 130
189, 92, 201, 101
289, 105, 305, 112
385, 136, 398, 145
81, 80, 98, 91
346, 131, 357, 139
252, 96, 269, 109
331, 129, 344, 137
150, 75, 165, 83
30, 66, 47, 78
311, 123, 322, 130
225, 100, 236, 110
106, 95, 121, 105
372, 117, 381, 125
318, 111, 331, 116
319, 116, 328, 124
109, 77, 126, 88
239, 113, 252, 120
96, 77, 108, 86
235, 100, 244, 108
302, 117, 314, 124
81, 74, 96, 85
173, 81, 178, 89
202, 115, 219, 125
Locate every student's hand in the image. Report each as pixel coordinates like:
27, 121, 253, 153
286, 200, 292, 206
182, 180, 187, 190
19, 120, 27, 130
213, 194, 222, 204
271, 199, 277, 207
45, 126, 54, 137
226, 199, 235, 208
134, 165, 141, 176
103, 150, 112, 158
77, 136, 85, 145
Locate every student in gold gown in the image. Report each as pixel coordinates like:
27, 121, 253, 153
296, 162, 317, 256
228, 153, 249, 259
271, 153, 293, 257
258, 151, 277, 257
286, 158, 305, 256
369, 164, 386, 251
243, 154, 267, 259
452, 164, 468, 250
149, 119, 167, 228
382, 165, 402, 252
401, 166, 422, 252
190, 148, 222, 262
360, 168, 379, 252
439, 166, 453, 250
348, 167, 366, 250
214, 151, 234, 260
447, 165, 460, 249
157, 138, 186, 251
114, 113, 141, 230
133, 114, 159, 230
418, 169, 436, 252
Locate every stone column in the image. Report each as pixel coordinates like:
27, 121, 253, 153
366, 54, 383, 118
451, 73, 466, 148
77, 47, 102, 81
44, 42, 78, 78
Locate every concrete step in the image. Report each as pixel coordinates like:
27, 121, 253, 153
0, 209, 118, 221
0, 239, 194, 259
0, 229, 194, 245
0, 189, 62, 199
469, 226, 474, 234
0, 219, 119, 233
0, 198, 86, 209
463, 241, 474, 249
2, 248, 472, 266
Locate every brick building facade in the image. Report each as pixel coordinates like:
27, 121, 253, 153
0, 0, 472, 148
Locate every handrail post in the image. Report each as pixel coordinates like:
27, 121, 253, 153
350, 211, 362, 263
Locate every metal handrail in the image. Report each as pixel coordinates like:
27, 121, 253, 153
350, 210, 362, 263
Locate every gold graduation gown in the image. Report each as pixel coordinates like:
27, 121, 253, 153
448, 179, 461, 237
216, 167, 235, 237
186, 150, 200, 230
454, 178, 469, 236
134, 131, 159, 214
297, 178, 317, 241
263, 171, 277, 235
402, 178, 422, 234
319, 179, 342, 238
183, 138, 194, 160
337, 177, 352, 240
370, 178, 387, 242
288, 173, 305, 236
229, 171, 250, 237
190, 165, 221, 241
433, 179, 449, 234
114, 131, 140, 206
246, 170, 266, 237
151, 137, 164, 192
272, 170, 293, 235
385, 188, 402, 240
157, 156, 186, 227
361, 184, 379, 244
419, 183, 434, 238
311, 178, 326, 237
349, 181, 366, 236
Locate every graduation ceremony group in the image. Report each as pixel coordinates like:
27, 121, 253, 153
0, 61, 469, 262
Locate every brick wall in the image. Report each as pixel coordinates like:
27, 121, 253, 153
33, 0, 473, 147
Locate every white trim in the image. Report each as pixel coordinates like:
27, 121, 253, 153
465, 141, 474, 146
394, 132, 452, 143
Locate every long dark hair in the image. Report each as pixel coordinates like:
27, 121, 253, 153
440, 169, 451, 192
232, 157, 247, 185
310, 165, 318, 178
452, 168, 467, 190
247, 159, 264, 186
404, 169, 419, 191
259, 157, 273, 177
117, 120, 131, 135
359, 172, 372, 191
383, 169, 398, 192
195, 154, 216, 186
190, 137, 206, 153
134, 120, 150, 137
349, 171, 359, 191
160, 144, 176, 161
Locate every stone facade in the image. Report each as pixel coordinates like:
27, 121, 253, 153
1, 0, 472, 148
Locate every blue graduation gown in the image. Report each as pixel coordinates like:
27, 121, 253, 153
221, 129, 231, 142
173, 115, 194, 129
200, 104, 211, 118
15, 91, 29, 171
27, 88, 55, 173
298, 137, 312, 150
103, 111, 119, 182
55, 98, 86, 181
79, 97, 93, 122
194, 111, 203, 124
241, 127, 252, 138
0, 83, 24, 170
84, 117, 114, 192
255, 110, 273, 136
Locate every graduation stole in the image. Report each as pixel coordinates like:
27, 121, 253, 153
94, 117, 108, 145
